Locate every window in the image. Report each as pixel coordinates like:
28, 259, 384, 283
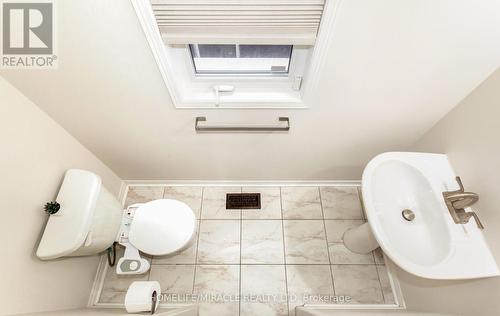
189, 44, 293, 75
132, 0, 336, 108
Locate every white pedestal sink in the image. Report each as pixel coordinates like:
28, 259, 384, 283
344, 152, 499, 280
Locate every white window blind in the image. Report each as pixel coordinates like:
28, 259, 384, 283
150, 0, 326, 45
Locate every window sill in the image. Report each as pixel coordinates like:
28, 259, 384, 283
175, 85, 307, 109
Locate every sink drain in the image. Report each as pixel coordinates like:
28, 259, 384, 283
402, 209, 415, 221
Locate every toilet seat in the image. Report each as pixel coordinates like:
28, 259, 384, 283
116, 199, 197, 275
129, 199, 197, 255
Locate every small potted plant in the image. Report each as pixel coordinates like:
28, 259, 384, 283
44, 201, 60, 215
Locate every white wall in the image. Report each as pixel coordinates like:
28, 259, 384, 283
0, 76, 123, 315
399, 67, 500, 316
1, 0, 500, 180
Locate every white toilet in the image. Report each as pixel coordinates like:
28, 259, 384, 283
117, 199, 197, 274
36, 169, 197, 275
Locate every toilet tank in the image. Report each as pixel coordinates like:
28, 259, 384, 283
37, 169, 123, 260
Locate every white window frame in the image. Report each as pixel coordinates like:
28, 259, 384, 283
131, 0, 342, 109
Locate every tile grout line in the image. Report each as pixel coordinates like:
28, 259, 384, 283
238, 186, 242, 316
374, 259, 387, 304
152, 262, 377, 266
318, 187, 336, 296
280, 187, 291, 316
191, 187, 204, 294
196, 218, 360, 221
357, 186, 377, 264
358, 186, 385, 303
149, 263, 378, 266
357, 186, 367, 221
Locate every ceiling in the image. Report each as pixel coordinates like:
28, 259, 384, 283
2, 0, 500, 180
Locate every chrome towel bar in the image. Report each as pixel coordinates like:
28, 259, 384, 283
195, 116, 290, 132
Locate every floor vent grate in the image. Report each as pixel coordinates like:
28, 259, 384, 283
226, 193, 261, 209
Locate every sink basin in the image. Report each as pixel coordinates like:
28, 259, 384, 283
361, 152, 499, 279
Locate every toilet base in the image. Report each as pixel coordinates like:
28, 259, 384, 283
116, 242, 150, 275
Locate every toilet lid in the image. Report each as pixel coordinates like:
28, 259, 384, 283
129, 199, 196, 255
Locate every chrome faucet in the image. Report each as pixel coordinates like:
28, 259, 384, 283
442, 176, 483, 229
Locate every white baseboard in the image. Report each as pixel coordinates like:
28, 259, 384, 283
123, 180, 361, 187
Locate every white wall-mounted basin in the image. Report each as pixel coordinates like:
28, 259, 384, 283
360, 152, 498, 279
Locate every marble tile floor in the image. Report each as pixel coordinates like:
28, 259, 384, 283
97, 185, 397, 316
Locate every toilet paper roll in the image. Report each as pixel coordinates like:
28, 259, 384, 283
125, 281, 161, 314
